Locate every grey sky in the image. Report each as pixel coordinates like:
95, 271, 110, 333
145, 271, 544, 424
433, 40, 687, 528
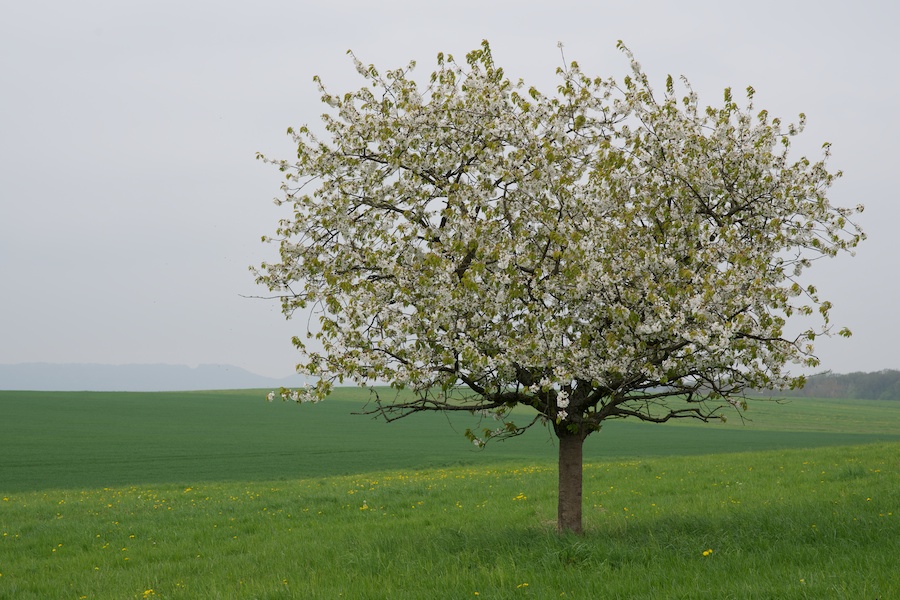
1, 0, 897, 378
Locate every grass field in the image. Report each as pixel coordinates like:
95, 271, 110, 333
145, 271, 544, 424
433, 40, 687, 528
2, 389, 899, 493
1, 389, 899, 598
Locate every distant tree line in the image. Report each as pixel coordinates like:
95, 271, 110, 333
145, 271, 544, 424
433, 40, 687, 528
762, 370, 900, 401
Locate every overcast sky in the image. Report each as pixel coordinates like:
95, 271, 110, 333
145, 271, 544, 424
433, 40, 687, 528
1, 0, 897, 378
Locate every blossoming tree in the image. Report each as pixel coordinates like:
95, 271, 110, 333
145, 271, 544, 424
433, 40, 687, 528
255, 41, 864, 533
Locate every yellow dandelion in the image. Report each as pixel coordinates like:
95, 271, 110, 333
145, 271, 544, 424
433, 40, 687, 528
702, 549, 713, 557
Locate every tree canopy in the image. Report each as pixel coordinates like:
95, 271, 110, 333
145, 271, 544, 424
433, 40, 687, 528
256, 41, 864, 532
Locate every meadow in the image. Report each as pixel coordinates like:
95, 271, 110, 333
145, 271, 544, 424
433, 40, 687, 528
1, 389, 898, 598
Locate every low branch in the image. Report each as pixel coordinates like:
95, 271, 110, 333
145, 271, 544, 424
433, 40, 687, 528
606, 404, 721, 423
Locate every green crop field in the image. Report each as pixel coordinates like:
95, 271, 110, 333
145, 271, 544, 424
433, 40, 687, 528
2, 389, 899, 493
1, 389, 899, 598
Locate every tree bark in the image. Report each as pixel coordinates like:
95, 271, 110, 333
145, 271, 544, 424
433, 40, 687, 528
557, 429, 585, 534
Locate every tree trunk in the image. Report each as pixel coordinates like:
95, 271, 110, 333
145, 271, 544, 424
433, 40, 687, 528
557, 429, 585, 534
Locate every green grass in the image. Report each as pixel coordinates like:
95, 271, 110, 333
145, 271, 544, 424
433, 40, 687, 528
1, 444, 897, 599
1, 389, 899, 598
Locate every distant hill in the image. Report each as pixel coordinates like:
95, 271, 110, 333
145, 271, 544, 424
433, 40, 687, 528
762, 369, 900, 401
6, 363, 896, 399
0, 363, 312, 392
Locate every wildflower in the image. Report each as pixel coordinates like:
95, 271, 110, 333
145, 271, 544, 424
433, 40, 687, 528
557, 410, 568, 420
702, 549, 713, 557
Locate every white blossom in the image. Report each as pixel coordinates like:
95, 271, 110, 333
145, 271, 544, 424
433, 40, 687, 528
256, 39, 863, 434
